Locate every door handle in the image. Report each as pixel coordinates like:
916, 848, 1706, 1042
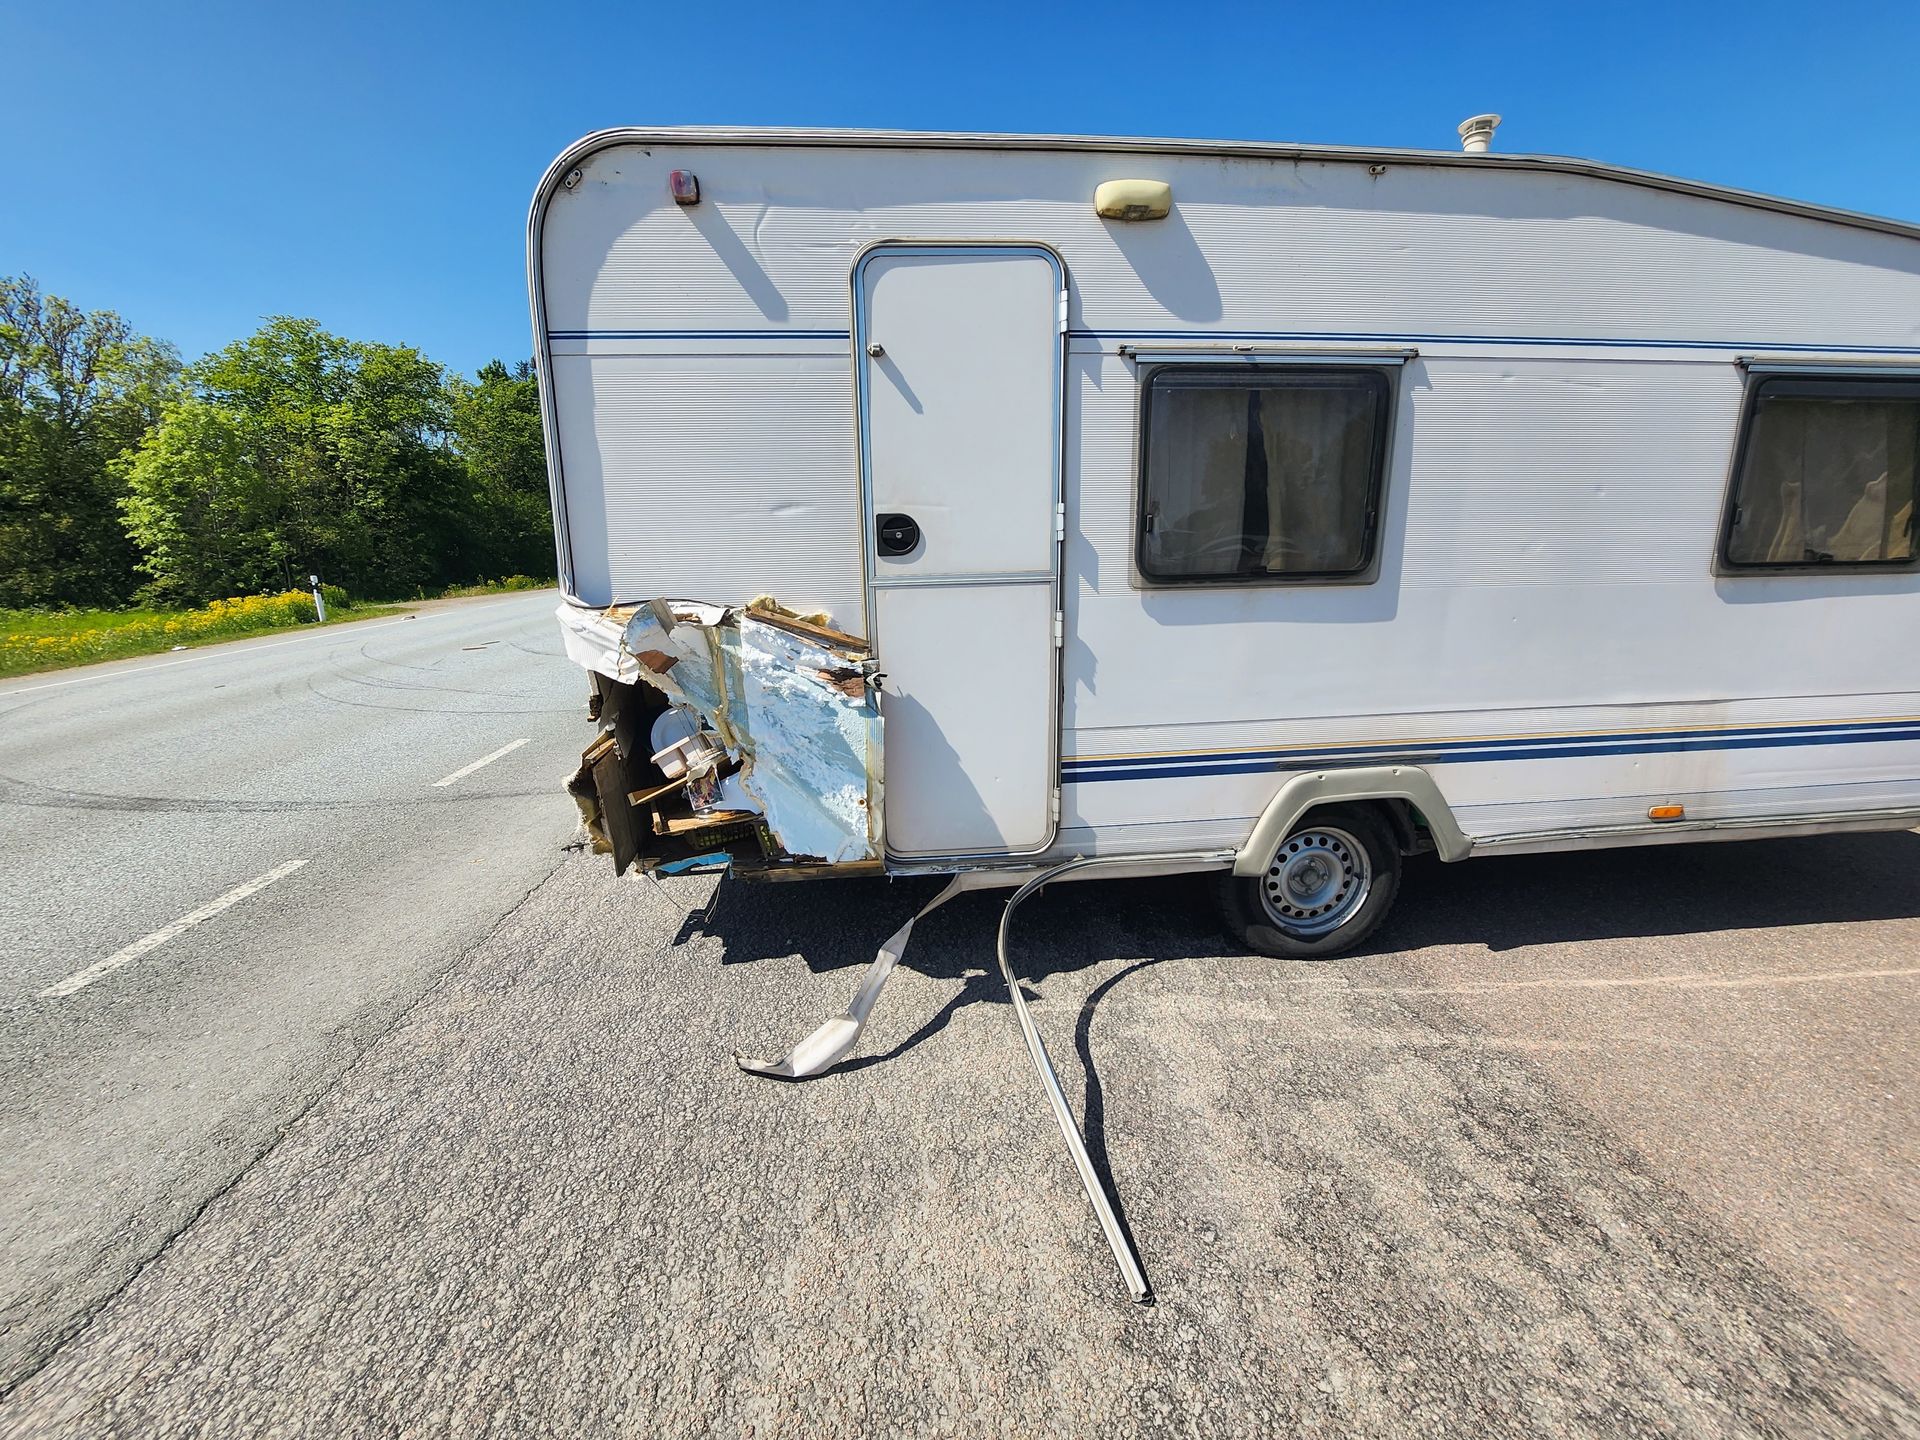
876, 513, 920, 556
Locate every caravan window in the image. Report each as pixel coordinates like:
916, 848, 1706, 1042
1138, 368, 1391, 583
1723, 376, 1920, 569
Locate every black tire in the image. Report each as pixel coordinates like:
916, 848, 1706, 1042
1214, 803, 1403, 959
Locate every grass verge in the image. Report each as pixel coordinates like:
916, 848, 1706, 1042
0, 589, 409, 680
425, 575, 553, 601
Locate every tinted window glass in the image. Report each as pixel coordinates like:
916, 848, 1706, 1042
1726, 378, 1920, 567
1139, 369, 1389, 582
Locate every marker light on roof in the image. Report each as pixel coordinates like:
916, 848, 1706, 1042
669, 170, 700, 206
1093, 178, 1171, 221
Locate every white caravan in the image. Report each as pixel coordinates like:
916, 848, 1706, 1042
531, 124, 1920, 1296
535, 122, 1920, 944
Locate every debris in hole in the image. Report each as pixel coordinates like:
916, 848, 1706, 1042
555, 598, 881, 874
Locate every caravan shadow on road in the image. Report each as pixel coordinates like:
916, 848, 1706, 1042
678, 826, 1920, 1086
676, 826, 1920, 1293
684, 826, 1920, 981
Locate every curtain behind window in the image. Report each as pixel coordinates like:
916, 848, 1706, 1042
1254, 385, 1377, 572
1731, 397, 1918, 564
1143, 376, 1380, 579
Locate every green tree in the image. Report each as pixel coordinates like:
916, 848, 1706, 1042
0, 276, 181, 607
446, 359, 554, 577
113, 401, 287, 603
121, 317, 470, 602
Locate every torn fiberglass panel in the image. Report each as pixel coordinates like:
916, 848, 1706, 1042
727, 617, 881, 865
615, 601, 881, 865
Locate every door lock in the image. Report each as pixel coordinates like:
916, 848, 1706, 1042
876, 513, 920, 556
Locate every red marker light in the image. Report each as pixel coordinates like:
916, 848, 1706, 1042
669, 170, 700, 206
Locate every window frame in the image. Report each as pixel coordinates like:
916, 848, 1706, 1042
1716, 370, 1920, 575
1132, 363, 1398, 589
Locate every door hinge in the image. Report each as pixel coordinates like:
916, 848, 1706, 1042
1053, 502, 1066, 542
1052, 611, 1064, 647
1057, 288, 1069, 334
1051, 788, 1062, 823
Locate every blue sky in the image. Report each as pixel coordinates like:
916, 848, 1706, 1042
6, 0, 1918, 378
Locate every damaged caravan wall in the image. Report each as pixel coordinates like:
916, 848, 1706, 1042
557, 599, 882, 876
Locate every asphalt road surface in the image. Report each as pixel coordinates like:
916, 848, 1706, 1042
0, 590, 584, 1396
3, 601, 1918, 1436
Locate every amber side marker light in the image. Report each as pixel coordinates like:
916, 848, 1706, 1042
1649, 804, 1686, 821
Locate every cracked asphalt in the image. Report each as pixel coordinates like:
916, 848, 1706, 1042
3, 603, 1918, 1436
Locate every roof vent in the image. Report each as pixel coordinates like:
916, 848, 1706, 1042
1457, 113, 1501, 154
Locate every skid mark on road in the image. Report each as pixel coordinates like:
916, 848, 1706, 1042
0, 773, 548, 815
351, 639, 445, 675
299, 668, 575, 716
0, 774, 353, 815
319, 657, 561, 703
37, 859, 310, 998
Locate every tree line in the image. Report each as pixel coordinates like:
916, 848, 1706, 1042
0, 275, 553, 609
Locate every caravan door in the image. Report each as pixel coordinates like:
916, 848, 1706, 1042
855, 244, 1064, 858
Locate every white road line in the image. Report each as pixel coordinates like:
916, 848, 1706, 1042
0, 593, 546, 699
432, 737, 531, 788
38, 859, 310, 999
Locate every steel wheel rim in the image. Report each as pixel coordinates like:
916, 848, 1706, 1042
1259, 826, 1372, 937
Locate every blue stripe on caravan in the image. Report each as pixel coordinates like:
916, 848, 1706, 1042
1062, 717, 1920, 770
1071, 329, 1920, 355
547, 329, 850, 341
1062, 720, 1920, 783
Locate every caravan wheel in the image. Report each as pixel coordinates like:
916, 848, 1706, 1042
1214, 804, 1402, 959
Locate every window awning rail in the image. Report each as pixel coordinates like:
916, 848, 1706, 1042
1739, 357, 1920, 377
1116, 344, 1418, 367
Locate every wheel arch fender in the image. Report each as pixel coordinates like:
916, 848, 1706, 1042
1233, 766, 1473, 877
